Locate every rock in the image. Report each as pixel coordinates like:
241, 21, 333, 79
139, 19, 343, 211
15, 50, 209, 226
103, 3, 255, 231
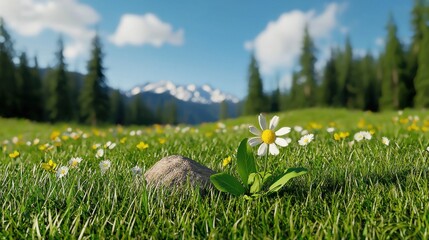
144, 155, 216, 193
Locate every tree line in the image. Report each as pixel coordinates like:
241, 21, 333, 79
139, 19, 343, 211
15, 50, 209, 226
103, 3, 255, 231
0, 18, 178, 126
243, 0, 429, 115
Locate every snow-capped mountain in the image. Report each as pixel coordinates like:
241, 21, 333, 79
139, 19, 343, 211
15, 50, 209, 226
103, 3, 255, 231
128, 81, 239, 104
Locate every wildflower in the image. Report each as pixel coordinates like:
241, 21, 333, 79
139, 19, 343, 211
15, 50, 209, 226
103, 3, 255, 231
99, 160, 111, 174
222, 156, 232, 167
41, 159, 57, 173
354, 131, 372, 142
348, 141, 355, 148
56, 166, 69, 179
136, 141, 149, 150
382, 137, 390, 146
96, 149, 104, 158
104, 141, 116, 150
120, 137, 127, 144
294, 126, 303, 132
131, 166, 142, 176
327, 127, 335, 133
50, 131, 61, 140
33, 138, 40, 145
130, 130, 136, 136
427, 146, 429, 152
334, 132, 350, 141
9, 150, 20, 158
248, 114, 291, 156
69, 157, 83, 168
309, 122, 322, 130
12, 136, 19, 144
301, 130, 309, 135
158, 138, 166, 144
92, 143, 101, 150
298, 134, 314, 146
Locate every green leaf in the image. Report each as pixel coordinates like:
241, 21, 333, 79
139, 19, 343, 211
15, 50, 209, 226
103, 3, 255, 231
236, 138, 257, 186
268, 167, 308, 193
210, 173, 245, 196
248, 173, 262, 194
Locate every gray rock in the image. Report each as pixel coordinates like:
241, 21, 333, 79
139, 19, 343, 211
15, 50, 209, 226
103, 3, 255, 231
144, 155, 216, 193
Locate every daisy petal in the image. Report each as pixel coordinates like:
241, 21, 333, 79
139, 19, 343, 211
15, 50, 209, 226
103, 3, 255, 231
269, 115, 279, 130
275, 138, 289, 147
249, 126, 261, 136
275, 127, 291, 136
248, 137, 263, 147
257, 143, 267, 156
258, 114, 267, 130
269, 144, 279, 155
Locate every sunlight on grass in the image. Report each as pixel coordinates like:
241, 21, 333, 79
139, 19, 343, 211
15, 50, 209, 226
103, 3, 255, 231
1, 108, 429, 238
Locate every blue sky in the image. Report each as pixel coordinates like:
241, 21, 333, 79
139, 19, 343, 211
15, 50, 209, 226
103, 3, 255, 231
0, 0, 413, 99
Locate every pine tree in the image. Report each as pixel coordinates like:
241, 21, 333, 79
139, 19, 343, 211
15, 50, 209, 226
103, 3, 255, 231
110, 89, 125, 125
406, 0, 425, 107
45, 37, 72, 122
15, 52, 32, 118
269, 86, 280, 112
126, 94, 154, 125
361, 53, 379, 111
243, 55, 266, 115
379, 16, 406, 110
30, 56, 44, 121
414, 22, 429, 108
219, 100, 228, 120
338, 37, 356, 108
321, 49, 338, 106
298, 27, 317, 107
289, 71, 305, 109
79, 34, 110, 125
0, 18, 17, 117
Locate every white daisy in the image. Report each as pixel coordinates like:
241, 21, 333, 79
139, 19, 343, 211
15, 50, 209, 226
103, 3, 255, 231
69, 157, 83, 168
105, 141, 116, 150
248, 114, 291, 156
382, 137, 390, 146
96, 149, 104, 158
99, 160, 111, 174
294, 126, 303, 132
56, 166, 69, 179
298, 134, 314, 146
327, 127, 335, 133
354, 131, 372, 142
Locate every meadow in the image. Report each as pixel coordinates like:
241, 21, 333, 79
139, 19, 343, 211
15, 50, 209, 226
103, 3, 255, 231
1, 108, 429, 239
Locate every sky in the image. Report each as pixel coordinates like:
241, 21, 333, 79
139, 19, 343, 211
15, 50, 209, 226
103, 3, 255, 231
0, 0, 414, 99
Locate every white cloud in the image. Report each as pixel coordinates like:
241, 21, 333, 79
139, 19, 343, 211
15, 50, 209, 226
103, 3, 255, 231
0, 0, 99, 59
109, 13, 184, 47
375, 37, 384, 47
245, 3, 343, 89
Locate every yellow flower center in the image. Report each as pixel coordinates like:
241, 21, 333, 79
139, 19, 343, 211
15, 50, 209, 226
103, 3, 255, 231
261, 130, 276, 144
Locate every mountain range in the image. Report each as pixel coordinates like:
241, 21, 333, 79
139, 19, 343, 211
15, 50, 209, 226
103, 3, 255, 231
127, 81, 241, 124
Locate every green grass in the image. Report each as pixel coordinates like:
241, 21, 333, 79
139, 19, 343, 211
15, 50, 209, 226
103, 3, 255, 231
1, 108, 429, 238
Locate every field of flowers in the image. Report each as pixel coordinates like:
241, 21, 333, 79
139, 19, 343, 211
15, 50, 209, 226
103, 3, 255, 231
1, 108, 429, 238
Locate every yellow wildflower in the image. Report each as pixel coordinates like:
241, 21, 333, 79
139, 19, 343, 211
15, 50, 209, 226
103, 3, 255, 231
41, 159, 57, 173
399, 118, 409, 125
158, 138, 166, 144
120, 137, 127, 144
50, 131, 61, 140
136, 141, 149, 150
308, 122, 322, 130
9, 150, 20, 158
357, 119, 366, 129
407, 124, 419, 131
222, 156, 232, 167
61, 135, 69, 141
334, 132, 349, 141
